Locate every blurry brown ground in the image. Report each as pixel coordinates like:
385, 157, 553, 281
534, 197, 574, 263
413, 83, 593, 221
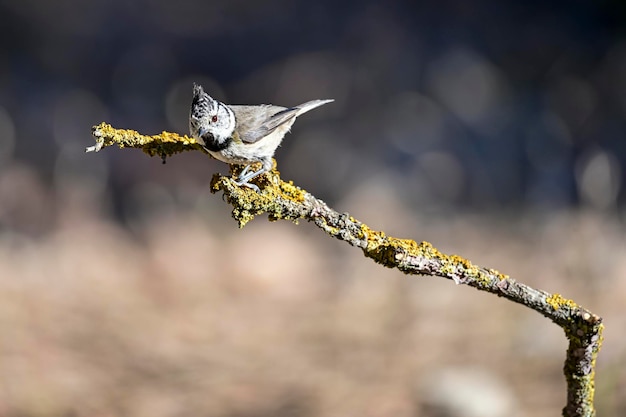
0, 165, 623, 417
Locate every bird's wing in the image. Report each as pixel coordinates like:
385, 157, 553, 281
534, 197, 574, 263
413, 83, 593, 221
231, 99, 333, 144
231, 104, 289, 144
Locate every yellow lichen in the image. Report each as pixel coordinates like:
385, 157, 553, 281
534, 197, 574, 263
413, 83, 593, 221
90, 122, 205, 160
364, 228, 386, 251
546, 293, 578, 310
158, 130, 197, 144
278, 180, 306, 203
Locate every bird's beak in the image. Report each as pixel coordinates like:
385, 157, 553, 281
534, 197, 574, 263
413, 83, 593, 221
198, 127, 209, 137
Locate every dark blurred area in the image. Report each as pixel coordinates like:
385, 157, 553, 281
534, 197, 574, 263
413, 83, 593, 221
0, 1, 625, 416
1, 0, 625, 212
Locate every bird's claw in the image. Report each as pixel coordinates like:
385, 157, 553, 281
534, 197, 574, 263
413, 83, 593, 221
234, 179, 260, 193
233, 164, 264, 193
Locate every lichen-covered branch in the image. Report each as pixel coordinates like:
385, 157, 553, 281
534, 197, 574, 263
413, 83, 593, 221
88, 122, 207, 160
88, 123, 604, 417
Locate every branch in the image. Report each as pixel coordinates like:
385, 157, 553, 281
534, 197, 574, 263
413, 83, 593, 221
87, 122, 604, 417
87, 122, 207, 160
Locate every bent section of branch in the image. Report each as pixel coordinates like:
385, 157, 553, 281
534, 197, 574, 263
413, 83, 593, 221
89, 123, 604, 417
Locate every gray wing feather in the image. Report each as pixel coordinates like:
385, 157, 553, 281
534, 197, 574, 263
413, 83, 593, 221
231, 99, 333, 144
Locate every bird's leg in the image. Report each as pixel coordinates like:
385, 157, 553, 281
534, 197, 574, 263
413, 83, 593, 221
234, 159, 272, 192
237, 165, 252, 180
233, 165, 259, 192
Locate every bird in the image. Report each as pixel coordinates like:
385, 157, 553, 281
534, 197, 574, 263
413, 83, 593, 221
189, 83, 333, 192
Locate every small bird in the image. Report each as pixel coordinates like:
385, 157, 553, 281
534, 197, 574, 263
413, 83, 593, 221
189, 83, 333, 192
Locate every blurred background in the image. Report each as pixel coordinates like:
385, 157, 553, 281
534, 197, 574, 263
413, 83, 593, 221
0, 0, 625, 416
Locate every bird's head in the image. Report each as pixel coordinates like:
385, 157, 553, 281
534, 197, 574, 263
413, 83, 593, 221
189, 83, 235, 146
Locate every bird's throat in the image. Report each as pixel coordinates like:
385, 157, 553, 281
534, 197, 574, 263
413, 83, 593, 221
202, 135, 232, 152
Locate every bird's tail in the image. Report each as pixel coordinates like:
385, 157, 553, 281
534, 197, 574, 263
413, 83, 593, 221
294, 99, 334, 116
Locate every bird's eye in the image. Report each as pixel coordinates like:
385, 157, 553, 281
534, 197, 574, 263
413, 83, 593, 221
211, 115, 218, 123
